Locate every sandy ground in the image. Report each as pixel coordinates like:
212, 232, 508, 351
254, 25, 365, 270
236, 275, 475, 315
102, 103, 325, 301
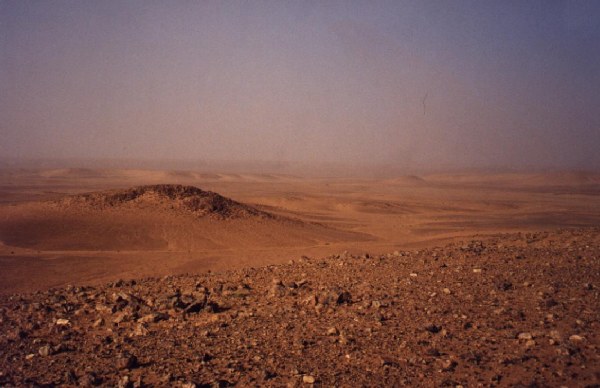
0, 168, 599, 294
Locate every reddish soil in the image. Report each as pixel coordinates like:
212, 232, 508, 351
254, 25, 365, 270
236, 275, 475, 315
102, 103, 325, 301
1, 228, 598, 387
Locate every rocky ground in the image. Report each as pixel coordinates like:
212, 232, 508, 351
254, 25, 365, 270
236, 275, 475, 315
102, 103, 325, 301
1, 228, 599, 387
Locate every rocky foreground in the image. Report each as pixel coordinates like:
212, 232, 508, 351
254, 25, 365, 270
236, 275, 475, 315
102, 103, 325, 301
1, 229, 599, 387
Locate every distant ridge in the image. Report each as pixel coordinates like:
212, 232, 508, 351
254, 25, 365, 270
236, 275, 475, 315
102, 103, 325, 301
56, 184, 271, 220
384, 175, 427, 185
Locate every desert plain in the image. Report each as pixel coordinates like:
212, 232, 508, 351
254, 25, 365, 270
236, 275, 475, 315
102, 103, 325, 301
0, 168, 599, 386
1, 168, 598, 294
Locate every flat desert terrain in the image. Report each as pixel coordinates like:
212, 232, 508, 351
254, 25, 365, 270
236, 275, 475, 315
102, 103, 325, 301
0, 168, 599, 386
0, 168, 598, 294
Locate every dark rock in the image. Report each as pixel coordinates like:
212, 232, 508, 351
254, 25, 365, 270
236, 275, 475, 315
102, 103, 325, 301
425, 324, 441, 333
117, 353, 138, 370
336, 291, 352, 304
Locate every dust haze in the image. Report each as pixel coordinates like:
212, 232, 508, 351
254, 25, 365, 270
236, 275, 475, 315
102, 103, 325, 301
1, 2, 600, 387
2, 1, 599, 171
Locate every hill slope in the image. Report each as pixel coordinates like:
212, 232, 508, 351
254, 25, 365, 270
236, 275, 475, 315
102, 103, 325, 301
55, 184, 270, 219
0, 228, 598, 386
0, 185, 368, 251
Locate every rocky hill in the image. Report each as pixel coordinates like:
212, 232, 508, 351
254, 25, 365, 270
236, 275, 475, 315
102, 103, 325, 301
0, 185, 368, 252
55, 185, 271, 220
1, 228, 598, 386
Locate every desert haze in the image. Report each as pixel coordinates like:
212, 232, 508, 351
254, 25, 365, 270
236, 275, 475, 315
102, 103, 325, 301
2, 0, 600, 386
0, 167, 599, 386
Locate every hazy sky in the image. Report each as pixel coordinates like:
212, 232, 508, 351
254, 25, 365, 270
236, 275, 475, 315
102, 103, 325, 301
1, 1, 599, 170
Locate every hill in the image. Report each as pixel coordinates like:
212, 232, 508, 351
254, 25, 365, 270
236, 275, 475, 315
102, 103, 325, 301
0, 185, 367, 251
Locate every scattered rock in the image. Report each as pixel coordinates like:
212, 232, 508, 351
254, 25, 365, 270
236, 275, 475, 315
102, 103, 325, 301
425, 324, 442, 334
336, 291, 352, 304
38, 345, 51, 357
0, 229, 598, 387
518, 332, 533, 340
303, 375, 316, 384
569, 335, 584, 342
117, 353, 138, 370
133, 323, 149, 337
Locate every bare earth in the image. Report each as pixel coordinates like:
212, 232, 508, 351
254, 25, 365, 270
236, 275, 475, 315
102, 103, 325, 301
0, 168, 598, 294
0, 168, 599, 386
1, 229, 598, 386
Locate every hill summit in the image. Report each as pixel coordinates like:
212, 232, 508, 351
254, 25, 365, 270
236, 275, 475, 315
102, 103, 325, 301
57, 184, 269, 219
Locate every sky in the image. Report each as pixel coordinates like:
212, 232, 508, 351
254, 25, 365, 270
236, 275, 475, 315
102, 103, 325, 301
1, 0, 599, 171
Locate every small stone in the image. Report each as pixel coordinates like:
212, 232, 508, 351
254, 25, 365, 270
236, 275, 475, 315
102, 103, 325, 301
327, 327, 339, 336
268, 283, 286, 298
113, 312, 130, 324
53, 343, 67, 354
38, 345, 51, 357
336, 291, 352, 304
95, 303, 114, 313
303, 375, 316, 384
549, 330, 561, 341
83, 372, 101, 386
117, 353, 138, 370
139, 312, 168, 323
425, 324, 441, 333
92, 318, 104, 328
518, 332, 533, 340
184, 301, 206, 314
117, 375, 131, 388
133, 323, 148, 337
569, 335, 584, 342
473, 269, 482, 273
525, 339, 536, 348
441, 359, 457, 371
443, 288, 451, 294
56, 318, 70, 326
339, 332, 351, 345
303, 295, 318, 306
64, 370, 77, 384
409, 273, 418, 277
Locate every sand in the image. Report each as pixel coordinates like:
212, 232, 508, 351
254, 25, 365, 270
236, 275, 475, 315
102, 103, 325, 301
0, 168, 599, 294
